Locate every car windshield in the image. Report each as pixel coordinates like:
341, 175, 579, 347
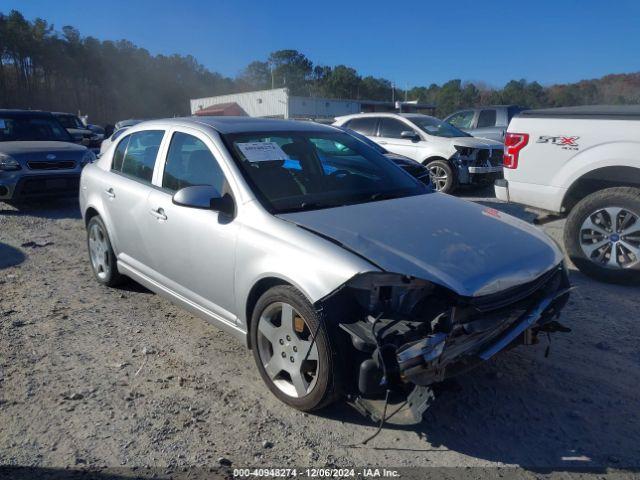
409, 116, 471, 138
56, 115, 84, 129
0, 116, 73, 142
224, 130, 428, 214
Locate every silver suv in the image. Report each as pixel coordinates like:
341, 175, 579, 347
1, 110, 95, 202
80, 117, 570, 411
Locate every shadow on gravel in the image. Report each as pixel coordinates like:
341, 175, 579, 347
0, 466, 232, 480
0, 198, 81, 220
0, 242, 26, 269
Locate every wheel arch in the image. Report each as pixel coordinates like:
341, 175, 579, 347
422, 155, 449, 166
244, 276, 294, 349
562, 166, 640, 212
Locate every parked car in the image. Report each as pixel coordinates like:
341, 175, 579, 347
53, 112, 102, 151
333, 125, 432, 185
333, 113, 503, 193
0, 110, 95, 202
99, 120, 144, 156
80, 117, 570, 412
495, 105, 640, 284
444, 105, 529, 143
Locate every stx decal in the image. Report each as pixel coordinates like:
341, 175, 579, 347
537, 135, 580, 150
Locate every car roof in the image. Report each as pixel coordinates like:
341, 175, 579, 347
134, 116, 339, 134
0, 109, 54, 118
335, 112, 438, 122
51, 112, 78, 117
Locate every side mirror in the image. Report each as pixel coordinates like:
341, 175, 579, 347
172, 185, 235, 216
401, 130, 420, 142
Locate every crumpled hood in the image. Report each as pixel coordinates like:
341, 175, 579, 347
1, 141, 87, 162
449, 136, 503, 149
278, 193, 563, 297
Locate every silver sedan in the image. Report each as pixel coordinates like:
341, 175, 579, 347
80, 117, 570, 412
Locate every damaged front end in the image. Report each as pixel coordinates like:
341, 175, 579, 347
315, 264, 571, 417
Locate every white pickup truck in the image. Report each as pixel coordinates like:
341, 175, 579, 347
495, 105, 640, 284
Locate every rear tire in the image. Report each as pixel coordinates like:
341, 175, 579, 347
425, 159, 456, 194
87, 215, 125, 287
564, 187, 640, 284
250, 285, 340, 411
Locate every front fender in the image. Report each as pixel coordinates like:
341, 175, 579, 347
233, 218, 379, 329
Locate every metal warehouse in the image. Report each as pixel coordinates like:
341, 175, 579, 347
190, 88, 434, 121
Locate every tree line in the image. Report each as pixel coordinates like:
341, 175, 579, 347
1, 9, 639, 126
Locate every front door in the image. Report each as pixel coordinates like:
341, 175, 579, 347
376, 117, 420, 160
145, 129, 239, 322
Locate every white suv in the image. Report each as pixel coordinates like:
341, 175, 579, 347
334, 113, 503, 193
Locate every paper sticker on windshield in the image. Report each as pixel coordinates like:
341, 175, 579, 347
237, 142, 288, 162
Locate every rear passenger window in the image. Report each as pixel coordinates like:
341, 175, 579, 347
118, 130, 164, 183
162, 132, 226, 193
111, 135, 130, 172
477, 109, 497, 128
345, 117, 377, 136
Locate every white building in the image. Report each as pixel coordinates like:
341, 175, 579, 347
190, 88, 434, 121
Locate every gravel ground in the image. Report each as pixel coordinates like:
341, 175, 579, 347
1, 190, 639, 479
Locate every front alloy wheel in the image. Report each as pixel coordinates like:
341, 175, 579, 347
256, 302, 319, 398
425, 159, 455, 193
250, 285, 338, 411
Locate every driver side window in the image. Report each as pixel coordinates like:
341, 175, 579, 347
378, 118, 415, 139
162, 132, 227, 193
447, 111, 475, 129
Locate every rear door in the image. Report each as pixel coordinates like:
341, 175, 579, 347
343, 117, 378, 140
376, 117, 420, 160
101, 129, 165, 275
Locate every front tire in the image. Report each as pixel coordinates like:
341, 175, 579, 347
564, 187, 640, 284
250, 285, 339, 411
87, 215, 124, 287
425, 159, 456, 193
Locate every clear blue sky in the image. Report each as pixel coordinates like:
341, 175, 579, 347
4, 0, 640, 88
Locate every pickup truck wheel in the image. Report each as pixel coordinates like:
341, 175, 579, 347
250, 285, 340, 411
425, 159, 456, 193
564, 187, 640, 284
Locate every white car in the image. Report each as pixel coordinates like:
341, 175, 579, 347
495, 105, 640, 284
333, 113, 503, 193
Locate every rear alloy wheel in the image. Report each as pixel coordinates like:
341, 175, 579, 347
565, 187, 640, 284
87, 215, 124, 287
425, 159, 456, 193
251, 286, 338, 411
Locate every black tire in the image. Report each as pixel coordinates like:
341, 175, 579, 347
250, 285, 340, 411
564, 187, 640, 285
425, 159, 457, 194
86, 215, 125, 287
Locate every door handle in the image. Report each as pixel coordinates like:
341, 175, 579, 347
105, 188, 115, 199
150, 207, 167, 221
378, 141, 388, 145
